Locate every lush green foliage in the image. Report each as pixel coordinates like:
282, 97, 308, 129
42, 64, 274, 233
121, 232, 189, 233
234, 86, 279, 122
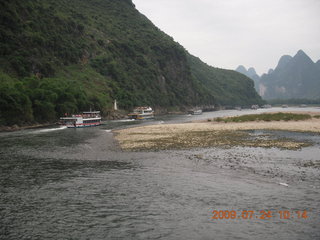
188, 55, 264, 106
0, 0, 262, 125
214, 113, 312, 123
0, 71, 108, 125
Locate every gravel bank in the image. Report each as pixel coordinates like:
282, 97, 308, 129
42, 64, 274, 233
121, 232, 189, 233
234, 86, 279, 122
114, 118, 320, 151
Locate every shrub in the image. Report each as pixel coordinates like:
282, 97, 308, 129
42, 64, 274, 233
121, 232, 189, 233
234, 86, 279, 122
217, 113, 312, 123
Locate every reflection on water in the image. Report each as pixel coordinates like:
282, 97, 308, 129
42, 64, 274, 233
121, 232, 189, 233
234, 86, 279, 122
1, 108, 320, 239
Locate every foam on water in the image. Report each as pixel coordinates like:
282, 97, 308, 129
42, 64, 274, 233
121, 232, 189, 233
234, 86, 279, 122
112, 119, 135, 122
33, 126, 67, 133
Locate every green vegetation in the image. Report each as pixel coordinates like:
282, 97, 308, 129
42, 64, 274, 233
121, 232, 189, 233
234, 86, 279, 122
0, 0, 263, 126
188, 55, 264, 106
214, 113, 312, 123
314, 115, 320, 119
0, 71, 108, 125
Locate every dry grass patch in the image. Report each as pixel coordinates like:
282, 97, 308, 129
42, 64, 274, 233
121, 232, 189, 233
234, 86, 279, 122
114, 122, 313, 151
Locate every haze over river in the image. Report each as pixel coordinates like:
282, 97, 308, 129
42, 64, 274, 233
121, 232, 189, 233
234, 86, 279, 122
1, 107, 320, 239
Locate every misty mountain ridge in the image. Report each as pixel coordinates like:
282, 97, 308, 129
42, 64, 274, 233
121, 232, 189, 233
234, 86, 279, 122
236, 50, 320, 100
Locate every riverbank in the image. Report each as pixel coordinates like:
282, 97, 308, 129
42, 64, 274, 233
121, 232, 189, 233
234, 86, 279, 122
114, 113, 320, 151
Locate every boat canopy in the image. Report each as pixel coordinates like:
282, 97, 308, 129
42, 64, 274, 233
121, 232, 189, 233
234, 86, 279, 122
83, 111, 100, 114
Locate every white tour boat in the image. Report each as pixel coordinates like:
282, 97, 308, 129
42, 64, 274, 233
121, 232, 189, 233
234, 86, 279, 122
60, 111, 102, 128
188, 109, 203, 115
128, 107, 154, 120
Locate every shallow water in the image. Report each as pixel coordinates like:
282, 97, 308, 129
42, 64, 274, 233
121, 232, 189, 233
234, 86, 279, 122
1, 108, 320, 239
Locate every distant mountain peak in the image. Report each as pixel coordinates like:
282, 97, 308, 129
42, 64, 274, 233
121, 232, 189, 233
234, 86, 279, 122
293, 49, 314, 64
247, 67, 257, 76
267, 69, 274, 74
297, 49, 306, 56
235, 65, 258, 76
260, 49, 320, 99
235, 65, 259, 78
235, 65, 247, 74
276, 55, 292, 70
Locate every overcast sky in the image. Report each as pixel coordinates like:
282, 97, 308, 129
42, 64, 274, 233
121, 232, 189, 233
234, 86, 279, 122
132, 0, 320, 75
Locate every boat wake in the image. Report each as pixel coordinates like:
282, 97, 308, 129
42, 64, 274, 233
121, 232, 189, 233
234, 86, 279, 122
33, 126, 67, 134
113, 119, 135, 122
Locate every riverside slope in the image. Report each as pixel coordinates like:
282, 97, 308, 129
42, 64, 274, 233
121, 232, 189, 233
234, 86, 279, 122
0, 0, 262, 126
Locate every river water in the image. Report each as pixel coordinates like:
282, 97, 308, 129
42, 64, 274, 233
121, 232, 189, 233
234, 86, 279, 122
1, 108, 320, 239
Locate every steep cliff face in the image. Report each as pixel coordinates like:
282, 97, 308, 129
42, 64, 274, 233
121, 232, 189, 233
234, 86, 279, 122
0, 0, 262, 125
259, 50, 320, 100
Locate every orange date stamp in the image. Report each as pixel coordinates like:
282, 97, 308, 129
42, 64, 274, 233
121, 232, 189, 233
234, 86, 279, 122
211, 210, 308, 220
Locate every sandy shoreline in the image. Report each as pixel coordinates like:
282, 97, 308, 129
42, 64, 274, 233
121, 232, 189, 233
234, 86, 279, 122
114, 115, 320, 151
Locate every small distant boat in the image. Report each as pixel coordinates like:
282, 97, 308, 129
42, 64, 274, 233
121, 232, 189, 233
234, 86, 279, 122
128, 107, 154, 120
282, 105, 288, 108
188, 109, 203, 115
60, 111, 101, 128
262, 104, 272, 108
251, 105, 259, 110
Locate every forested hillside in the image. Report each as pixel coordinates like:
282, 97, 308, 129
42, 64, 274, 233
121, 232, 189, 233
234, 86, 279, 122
188, 56, 262, 106
0, 0, 262, 126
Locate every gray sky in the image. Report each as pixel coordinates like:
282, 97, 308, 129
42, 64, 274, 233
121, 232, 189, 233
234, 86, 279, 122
132, 0, 320, 75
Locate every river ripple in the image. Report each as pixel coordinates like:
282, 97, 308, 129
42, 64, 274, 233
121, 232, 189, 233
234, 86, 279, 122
1, 108, 320, 239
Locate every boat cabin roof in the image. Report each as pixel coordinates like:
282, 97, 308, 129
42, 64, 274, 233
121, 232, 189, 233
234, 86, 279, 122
83, 111, 100, 114
60, 117, 77, 120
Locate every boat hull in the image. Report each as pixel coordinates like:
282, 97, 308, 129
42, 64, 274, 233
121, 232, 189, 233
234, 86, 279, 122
128, 107, 155, 120
188, 110, 202, 115
128, 114, 154, 120
60, 111, 102, 128
66, 122, 101, 128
